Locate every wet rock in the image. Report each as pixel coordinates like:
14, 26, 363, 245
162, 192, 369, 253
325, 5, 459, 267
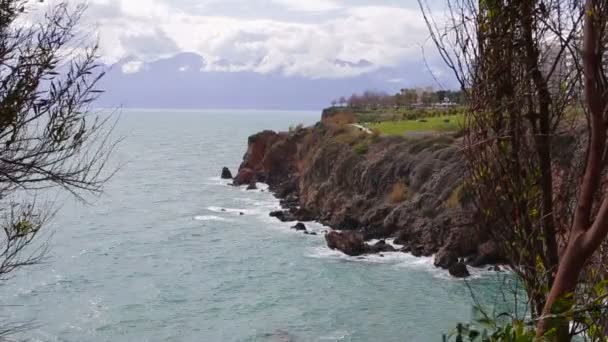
366, 240, 396, 254
269, 210, 297, 222
247, 182, 258, 190
304, 230, 318, 236
470, 241, 502, 267
325, 231, 366, 256
221, 167, 233, 179
291, 222, 307, 231
434, 248, 458, 269
449, 262, 471, 278
280, 194, 299, 209
293, 207, 315, 222
399, 245, 412, 253
411, 245, 425, 257
393, 231, 410, 246
239, 212, 245, 216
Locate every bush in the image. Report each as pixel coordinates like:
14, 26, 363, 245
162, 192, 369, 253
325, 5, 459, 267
389, 182, 408, 203
354, 141, 369, 155
323, 110, 356, 126
445, 321, 535, 342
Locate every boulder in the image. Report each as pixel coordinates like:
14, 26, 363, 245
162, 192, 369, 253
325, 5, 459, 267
411, 244, 425, 257
488, 265, 502, 272
291, 222, 307, 231
366, 240, 397, 254
269, 210, 297, 222
325, 231, 366, 256
470, 241, 501, 267
399, 245, 412, 253
221, 167, 233, 179
247, 182, 258, 190
434, 248, 458, 269
449, 262, 471, 278
280, 194, 300, 209
393, 231, 410, 246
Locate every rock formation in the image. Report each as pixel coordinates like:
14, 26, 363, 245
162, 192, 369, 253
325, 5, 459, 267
221, 167, 233, 179
234, 121, 501, 276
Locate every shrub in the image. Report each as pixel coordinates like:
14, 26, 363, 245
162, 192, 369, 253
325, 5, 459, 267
354, 140, 369, 155
333, 129, 366, 146
446, 184, 463, 209
323, 110, 356, 126
389, 182, 408, 203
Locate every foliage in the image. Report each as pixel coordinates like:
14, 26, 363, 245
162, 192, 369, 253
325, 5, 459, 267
367, 115, 463, 135
353, 140, 369, 155
0, 0, 115, 337
331, 88, 464, 109
323, 110, 356, 126
445, 322, 536, 342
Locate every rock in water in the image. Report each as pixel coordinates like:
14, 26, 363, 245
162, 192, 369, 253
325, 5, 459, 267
448, 262, 470, 278
366, 240, 396, 253
325, 231, 366, 256
246, 182, 258, 190
221, 167, 233, 179
291, 222, 307, 231
469, 241, 502, 267
434, 248, 458, 269
269, 210, 297, 222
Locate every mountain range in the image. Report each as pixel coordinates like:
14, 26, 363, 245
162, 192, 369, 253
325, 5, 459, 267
95, 52, 453, 110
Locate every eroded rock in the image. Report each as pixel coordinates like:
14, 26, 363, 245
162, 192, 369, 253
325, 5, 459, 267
325, 231, 366, 256
449, 262, 471, 278
221, 167, 233, 179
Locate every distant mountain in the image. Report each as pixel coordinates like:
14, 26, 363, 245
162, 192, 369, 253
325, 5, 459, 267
95, 53, 454, 110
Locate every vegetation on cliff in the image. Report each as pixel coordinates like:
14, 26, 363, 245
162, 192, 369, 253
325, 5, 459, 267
234, 115, 506, 278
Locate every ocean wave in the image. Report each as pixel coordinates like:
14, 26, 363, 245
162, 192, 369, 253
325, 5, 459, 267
206, 206, 256, 215
203, 176, 232, 186
237, 182, 270, 192
193, 215, 231, 222
306, 246, 498, 280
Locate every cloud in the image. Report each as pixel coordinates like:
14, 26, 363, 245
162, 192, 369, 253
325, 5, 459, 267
80, 0, 434, 79
270, 0, 341, 12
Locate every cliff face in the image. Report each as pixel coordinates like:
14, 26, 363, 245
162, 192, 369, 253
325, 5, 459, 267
234, 121, 495, 270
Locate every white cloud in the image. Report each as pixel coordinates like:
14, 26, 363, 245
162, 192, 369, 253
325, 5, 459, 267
270, 0, 341, 12
80, 0, 432, 79
121, 60, 145, 74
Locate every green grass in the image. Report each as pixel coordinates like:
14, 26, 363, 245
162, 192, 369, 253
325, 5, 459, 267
366, 115, 463, 135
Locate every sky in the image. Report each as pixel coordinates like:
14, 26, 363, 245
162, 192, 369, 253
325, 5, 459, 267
74, 0, 444, 80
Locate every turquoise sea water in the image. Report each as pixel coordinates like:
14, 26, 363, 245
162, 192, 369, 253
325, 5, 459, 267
1, 109, 510, 342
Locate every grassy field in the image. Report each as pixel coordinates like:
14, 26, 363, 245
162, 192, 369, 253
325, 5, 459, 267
366, 115, 463, 135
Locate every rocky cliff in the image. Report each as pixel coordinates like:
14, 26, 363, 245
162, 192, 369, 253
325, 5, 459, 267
233, 120, 500, 274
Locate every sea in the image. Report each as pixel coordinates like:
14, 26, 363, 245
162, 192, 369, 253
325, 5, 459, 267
0, 109, 514, 342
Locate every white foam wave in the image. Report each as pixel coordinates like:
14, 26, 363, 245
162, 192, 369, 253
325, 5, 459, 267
237, 182, 269, 192
204, 176, 232, 186
193, 215, 230, 222
306, 246, 418, 264
307, 245, 498, 280
206, 206, 257, 215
